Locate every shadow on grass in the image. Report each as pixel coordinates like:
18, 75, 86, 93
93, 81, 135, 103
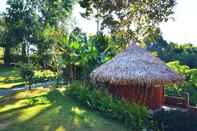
0, 65, 23, 88
0, 78, 23, 84
0, 94, 50, 113
0, 90, 110, 131
0, 64, 57, 89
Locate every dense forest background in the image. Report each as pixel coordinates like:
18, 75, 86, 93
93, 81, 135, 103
0, 0, 197, 104
0, 0, 197, 131
0, 0, 197, 130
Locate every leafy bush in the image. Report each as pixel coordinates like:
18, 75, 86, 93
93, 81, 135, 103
66, 81, 155, 130
56, 28, 99, 81
167, 61, 197, 105
34, 70, 57, 81
19, 63, 34, 89
153, 109, 197, 131
148, 37, 197, 68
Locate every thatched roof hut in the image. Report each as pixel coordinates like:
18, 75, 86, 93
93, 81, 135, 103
90, 42, 184, 109
90, 43, 184, 86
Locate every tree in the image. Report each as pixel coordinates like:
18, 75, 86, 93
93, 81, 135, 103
2, 0, 75, 67
52, 28, 98, 80
80, 0, 175, 45
147, 36, 197, 68
19, 63, 34, 89
167, 61, 197, 105
0, 17, 8, 64
0, 17, 5, 43
2, 0, 36, 64
31, 0, 74, 69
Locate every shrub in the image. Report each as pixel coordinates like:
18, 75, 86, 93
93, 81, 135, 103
19, 63, 34, 89
66, 81, 155, 130
34, 70, 57, 81
167, 61, 197, 105
153, 109, 197, 131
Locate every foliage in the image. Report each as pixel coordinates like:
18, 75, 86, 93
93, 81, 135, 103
0, 18, 6, 48
31, 0, 74, 69
0, 65, 24, 89
55, 28, 98, 80
54, 29, 125, 81
32, 0, 74, 27
88, 33, 123, 63
36, 25, 58, 69
147, 36, 197, 68
2, 0, 38, 64
0, 48, 3, 64
34, 70, 57, 80
57, 28, 127, 80
167, 61, 197, 105
80, 0, 175, 43
19, 63, 34, 89
66, 81, 155, 130
56, 29, 127, 81
153, 109, 197, 131
0, 65, 57, 89
1, 0, 74, 67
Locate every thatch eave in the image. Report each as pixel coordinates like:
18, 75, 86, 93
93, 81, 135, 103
90, 43, 184, 87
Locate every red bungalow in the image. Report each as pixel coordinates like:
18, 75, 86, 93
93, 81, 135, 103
90, 42, 186, 110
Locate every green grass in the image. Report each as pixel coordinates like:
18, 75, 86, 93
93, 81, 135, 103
0, 48, 3, 64
0, 49, 21, 88
0, 65, 57, 89
0, 88, 129, 131
0, 48, 57, 89
0, 65, 24, 89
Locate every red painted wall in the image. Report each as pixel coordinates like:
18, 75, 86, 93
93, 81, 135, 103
108, 84, 164, 110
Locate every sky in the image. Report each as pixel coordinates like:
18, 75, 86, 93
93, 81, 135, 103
160, 0, 197, 45
0, 0, 197, 45
0, 0, 7, 12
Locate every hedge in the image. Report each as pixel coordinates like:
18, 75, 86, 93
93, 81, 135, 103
66, 82, 156, 130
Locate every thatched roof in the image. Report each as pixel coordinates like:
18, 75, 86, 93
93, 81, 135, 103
90, 42, 184, 86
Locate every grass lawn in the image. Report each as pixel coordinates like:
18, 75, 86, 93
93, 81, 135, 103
0, 48, 23, 88
0, 88, 129, 131
0, 65, 57, 89
0, 48, 3, 64
0, 48, 57, 89
0, 65, 24, 89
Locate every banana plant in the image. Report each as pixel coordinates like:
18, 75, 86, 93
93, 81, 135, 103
54, 28, 98, 80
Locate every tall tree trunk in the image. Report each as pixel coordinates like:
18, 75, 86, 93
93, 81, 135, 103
4, 46, 11, 66
96, 8, 100, 34
69, 64, 75, 81
22, 42, 27, 62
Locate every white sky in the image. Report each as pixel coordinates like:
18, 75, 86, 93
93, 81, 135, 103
0, 0, 197, 45
0, 0, 7, 12
160, 0, 197, 45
